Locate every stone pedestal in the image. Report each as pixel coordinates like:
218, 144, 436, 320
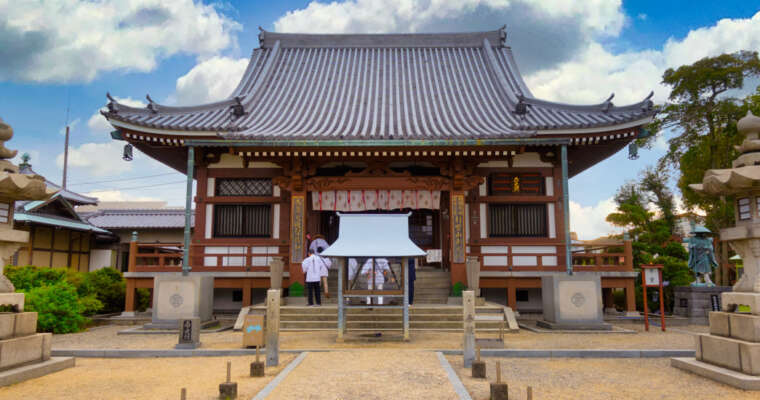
175, 317, 201, 349
537, 273, 611, 330
673, 286, 732, 324
269, 257, 284, 290
465, 256, 481, 297
672, 303, 760, 390
146, 274, 214, 329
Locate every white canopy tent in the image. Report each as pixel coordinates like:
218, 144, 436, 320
321, 213, 425, 341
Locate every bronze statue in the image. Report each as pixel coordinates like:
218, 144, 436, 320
686, 226, 718, 286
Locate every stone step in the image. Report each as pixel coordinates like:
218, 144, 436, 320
278, 313, 474, 322
280, 321, 504, 330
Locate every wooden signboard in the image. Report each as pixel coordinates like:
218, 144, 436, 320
642, 264, 665, 332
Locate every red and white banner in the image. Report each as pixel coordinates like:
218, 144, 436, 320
311, 190, 441, 211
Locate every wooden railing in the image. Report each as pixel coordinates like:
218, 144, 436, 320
128, 240, 288, 273
468, 240, 633, 271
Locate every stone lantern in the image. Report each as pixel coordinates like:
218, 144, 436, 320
0, 117, 70, 387
672, 111, 760, 389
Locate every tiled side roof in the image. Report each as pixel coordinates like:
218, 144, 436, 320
84, 209, 194, 229
103, 28, 655, 139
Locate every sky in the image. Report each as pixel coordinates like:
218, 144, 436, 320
1, 0, 759, 239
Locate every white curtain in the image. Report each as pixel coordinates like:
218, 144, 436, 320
311, 190, 441, 211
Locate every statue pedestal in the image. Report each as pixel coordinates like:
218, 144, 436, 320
145, 274, 214, 330
537, 273, 611, 330
673, 286, 732, 325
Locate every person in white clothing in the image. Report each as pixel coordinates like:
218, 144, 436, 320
301, 249, 328, 306
361, 258, 391, 305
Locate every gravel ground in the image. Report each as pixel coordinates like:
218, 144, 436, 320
447, 356, 758, 400
51, 324, 700, 350
265, 350, 459, 400
0, 354, 296, 400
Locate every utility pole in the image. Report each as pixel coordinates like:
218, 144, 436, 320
62, 125, 69, 189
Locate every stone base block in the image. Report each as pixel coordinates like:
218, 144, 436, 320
673, 286, 732, 324
0, 357, 75, 387
540, 273, 609, 330
709, 311, 760, 342
250, 361, 265, 377
672, 357, 760, 390
696, 333, 760, 376
0, 333, 51, 371
722, 292, 760, 315
471, 360, 486, 379
536, 320, 612, 331
219, 381, 238, 399
0, 293, 24, 312
150, 274, 214, 329
0, 312, 38, 340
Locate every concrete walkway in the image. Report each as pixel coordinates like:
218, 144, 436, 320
259, 350, 462, 399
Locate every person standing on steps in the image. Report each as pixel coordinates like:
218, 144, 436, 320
362, 258, 391, 305
308, 234, 331, 298
302, 248, 328, 306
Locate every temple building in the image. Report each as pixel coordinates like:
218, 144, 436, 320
103, 29, 652, 313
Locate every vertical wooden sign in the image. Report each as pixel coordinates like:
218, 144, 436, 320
451, 193, 466, 264
290, 195, 305, 264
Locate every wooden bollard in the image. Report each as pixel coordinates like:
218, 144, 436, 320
489, 361, 508, 400
180, 388, 186, 400
472, 346, 486, 379
250, 346, 265, 377
219, 361, 238, 399
527, 386, 533, 400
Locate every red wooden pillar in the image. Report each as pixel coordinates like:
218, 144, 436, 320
507, 283, 517, 310
242, 279, 252, 307
124, 279, 136, 313
624, 279, 636, 313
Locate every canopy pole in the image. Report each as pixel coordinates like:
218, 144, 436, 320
338, 257, 345, 341
403, 258, 410, 341
182, 146, 194, 276
561, 144, 572, 275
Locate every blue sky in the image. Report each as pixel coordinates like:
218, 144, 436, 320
1, 0, 759, 239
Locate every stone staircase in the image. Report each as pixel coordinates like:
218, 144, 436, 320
320, 265, 450, 305
247, 304, 507, 332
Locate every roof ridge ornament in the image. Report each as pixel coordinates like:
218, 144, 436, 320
513, 95, 531, 116
230, 96, 246, 118
601, 93, 614, 113
258, 26, 266, 47
642, 91, 654, 112
106, 92, 119, 113
499, 25, 507, 46
146, 94, 158, 114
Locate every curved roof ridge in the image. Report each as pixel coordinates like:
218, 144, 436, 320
522, 91, 654, 114
258, 28, 506, 49
105, 93, 238, 116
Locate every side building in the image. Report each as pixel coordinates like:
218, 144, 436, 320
103, 29, 651, 313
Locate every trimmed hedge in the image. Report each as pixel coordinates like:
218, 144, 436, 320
25, 282, 88, 333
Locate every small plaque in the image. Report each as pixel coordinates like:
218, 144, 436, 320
710, 294, 721, 311
644, 268, 660, 286
679, 298, 688, 308
176, 317, 200, 349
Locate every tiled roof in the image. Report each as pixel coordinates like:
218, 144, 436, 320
84, 208, 194, 229
103, 28, 655, 140
14, 213, 110, 234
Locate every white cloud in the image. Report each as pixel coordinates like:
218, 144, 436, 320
525, 11, 760, 105
55, 141, 133, 176
0, 0, 241, 83
274, 0, 624, 37
87, 97, 146, 135
570, 197, 623, 240
172, 56, 249, 105
637, 13, 647, 21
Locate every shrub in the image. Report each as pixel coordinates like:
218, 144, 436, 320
4, 265, 66, 291
84, 268, 126, 314
25, 282, 88, 333
288, 282, 304, 297
136, 288, 151, 312
451, 281, 465, 297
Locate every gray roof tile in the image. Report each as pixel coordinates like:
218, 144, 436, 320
104, 28, 654, 139
84, 209, 194, 229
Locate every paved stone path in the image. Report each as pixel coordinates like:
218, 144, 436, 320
263, 350, 460, 399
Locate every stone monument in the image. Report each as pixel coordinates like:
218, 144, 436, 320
0, 117, 73, 386
146, 274, 214, 329
672, 111, 760, 389
537, 273, 611, 330
673, 226, 731, 324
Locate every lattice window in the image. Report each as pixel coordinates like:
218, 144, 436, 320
488, 203, 547, 237
739, 197, 751, 220
216, 178, 273, 197
213, 204, 271, 238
